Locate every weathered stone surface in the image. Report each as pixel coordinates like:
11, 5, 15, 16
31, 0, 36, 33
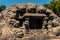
0, 3, 60, 40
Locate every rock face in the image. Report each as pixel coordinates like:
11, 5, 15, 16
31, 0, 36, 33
0, 3, 60, 40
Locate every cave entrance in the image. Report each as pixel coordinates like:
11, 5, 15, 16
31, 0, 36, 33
29, 16, 43, 29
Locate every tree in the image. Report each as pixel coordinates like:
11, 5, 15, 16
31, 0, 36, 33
43, 0, 57, 13
0, 5, 6, 12
55, 0, 60, 17
50, 0, 57, 13
56, 0, 60, 13
43, 4, 50, 8
43, 0, 60, 17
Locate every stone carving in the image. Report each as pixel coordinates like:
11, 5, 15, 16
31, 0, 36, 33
0, 3, 60, 40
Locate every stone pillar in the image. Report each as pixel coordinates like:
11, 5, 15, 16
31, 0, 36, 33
47, 20, 54, 36
42, 19, 48, 35
24, 18, 30, 34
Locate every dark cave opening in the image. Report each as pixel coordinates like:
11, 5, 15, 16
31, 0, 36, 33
28, 8, 36, 13
29, 16, 43, 29
16, 8, 26, 16
14, 9, 26, 27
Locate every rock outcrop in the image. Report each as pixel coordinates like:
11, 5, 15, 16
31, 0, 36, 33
0, 3, 60, 40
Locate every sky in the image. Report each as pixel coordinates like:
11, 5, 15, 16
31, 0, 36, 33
0, 0, 51, 7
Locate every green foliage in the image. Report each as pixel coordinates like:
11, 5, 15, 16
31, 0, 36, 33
0, 5, 6, 12
43, 0, 60, 17
43, 4, 50, 9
